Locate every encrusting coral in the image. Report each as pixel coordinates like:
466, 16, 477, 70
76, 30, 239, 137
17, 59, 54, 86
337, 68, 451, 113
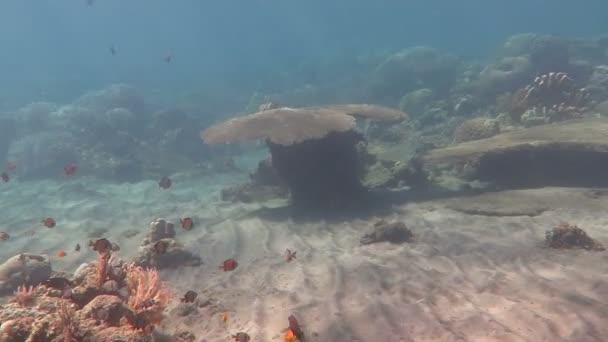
452, 118, 500, 143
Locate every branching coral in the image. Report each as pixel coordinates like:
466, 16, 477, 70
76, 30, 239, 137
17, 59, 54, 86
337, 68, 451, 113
508, 72, 591, 124
124, 265, 170, 330
57, 301, 80, 341
12, 284, 36, 307
126, 265, 170, 311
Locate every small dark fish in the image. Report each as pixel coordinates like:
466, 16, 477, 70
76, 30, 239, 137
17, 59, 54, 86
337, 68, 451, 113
0, 232, 9, 240
86, 0, 94, 6
1, 172, 9, 183
180, 290, 197, 303
164, 52, 172, 63
231, 332, 251, 342
285, 249, 297, 262
42, 217, 56, 228
89, 238, 112, 254
180, 217, 194, 230
153, 240, 169, 255
219, 258, 238, 271
109, 44, 116, 55
288, 314, 305, 342
63, 163, 77, 176
75, 243, 81, 251
139, 298, 158, 309
42, 277, 72, 290
158, 176, 172, 190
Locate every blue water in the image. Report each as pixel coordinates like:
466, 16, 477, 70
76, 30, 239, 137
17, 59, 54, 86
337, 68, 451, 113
1, 0, 607, 108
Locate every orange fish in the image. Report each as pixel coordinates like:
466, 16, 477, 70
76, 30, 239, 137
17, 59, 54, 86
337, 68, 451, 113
219, 258, 238, 271
180, 217, 194, 230
1, 172, 9, 183
284, 329, 297, 342
42, 217, 56, 228
0, 232, 9, 240
221, 312, 228, 322
57, 250, 66, 257
288, 315, 304, 341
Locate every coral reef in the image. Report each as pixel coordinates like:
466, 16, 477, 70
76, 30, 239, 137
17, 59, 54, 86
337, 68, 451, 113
476, 56, 533, 97
202, 104, 406, 209
137, 219, 202, 269
369, 46, 462, 102
421, 118, 608, 189
0, 253, 52, 295
0, 251, 171, 341
545, 223, 605, 251
136, 238, 202, 269
4, 84, 213, 182
497, 33, 571, 75
452, 118, 500, 143
508, 72, 592, 124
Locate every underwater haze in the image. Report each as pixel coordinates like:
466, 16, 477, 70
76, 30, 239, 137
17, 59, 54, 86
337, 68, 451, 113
2, 0, 608, 341
1, 0, 608, 106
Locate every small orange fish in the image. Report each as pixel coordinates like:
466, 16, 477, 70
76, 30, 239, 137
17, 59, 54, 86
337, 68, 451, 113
221, 312, 228, 322
284, 329, 297, 342
219, 258, 238, 271
285, 249, 297, 262
0, 232, 9, 241
57, 250, 67, 257
288, 315, 305, 341
42, 217, 56, 228
180, 217, 194, 230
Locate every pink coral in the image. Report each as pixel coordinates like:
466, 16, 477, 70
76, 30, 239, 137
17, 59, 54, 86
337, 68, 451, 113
12, 285, 36, 307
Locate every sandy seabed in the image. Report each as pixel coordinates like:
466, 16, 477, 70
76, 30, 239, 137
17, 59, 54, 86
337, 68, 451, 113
1, 173, 607, 342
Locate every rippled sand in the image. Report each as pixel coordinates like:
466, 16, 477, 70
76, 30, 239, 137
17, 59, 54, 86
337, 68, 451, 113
1, 177, 607, 341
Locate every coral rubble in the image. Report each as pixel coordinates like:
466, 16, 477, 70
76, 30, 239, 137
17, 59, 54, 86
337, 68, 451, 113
360, 220, 414, 245
545, 223, 605, 251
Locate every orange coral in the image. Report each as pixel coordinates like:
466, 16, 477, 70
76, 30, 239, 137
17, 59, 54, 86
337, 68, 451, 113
126, 265, 170, 310
124, 264, 170, 330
